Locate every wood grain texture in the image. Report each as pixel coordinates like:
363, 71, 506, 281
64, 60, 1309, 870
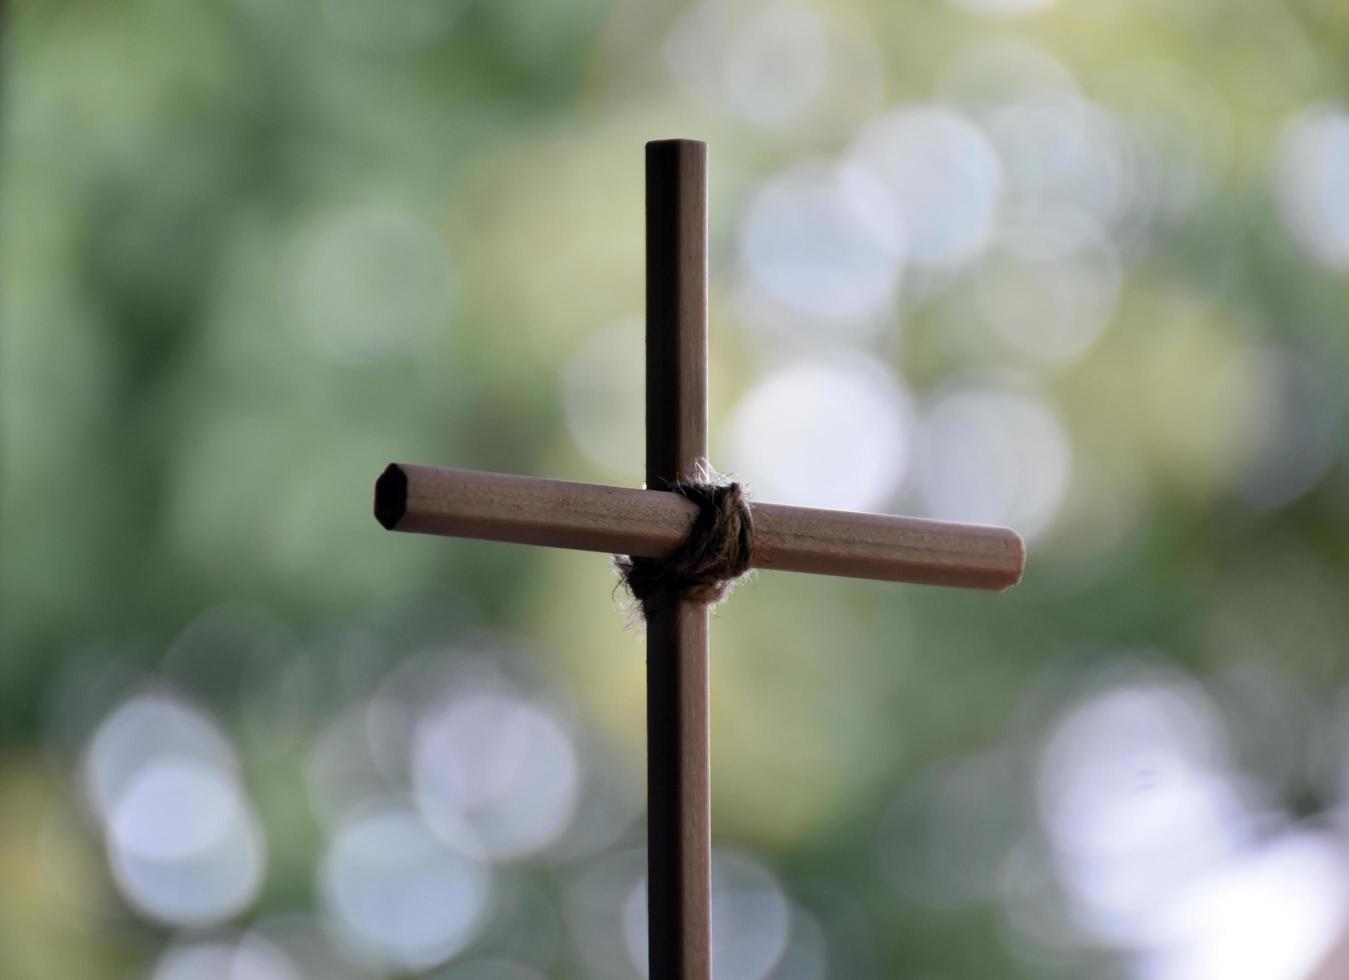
644, 137, 712, 980
375, 463, 1026, 591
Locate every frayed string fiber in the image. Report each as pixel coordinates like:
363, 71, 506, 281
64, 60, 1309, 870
615, 473, 754, 620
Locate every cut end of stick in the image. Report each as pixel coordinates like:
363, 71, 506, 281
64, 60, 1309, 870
1002, 528, 1028, 590
374, 464, 408, 530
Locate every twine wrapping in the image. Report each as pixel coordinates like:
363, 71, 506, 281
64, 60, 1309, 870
616, 479, 754, 618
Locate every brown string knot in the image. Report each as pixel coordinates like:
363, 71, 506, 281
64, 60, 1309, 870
616, 479, 754, 618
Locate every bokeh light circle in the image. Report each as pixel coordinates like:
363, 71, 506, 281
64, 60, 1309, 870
1037, 672, 1253, 945
939, 40, 1080, 119
412, 690, 581, 861
972, 214, 1121, 368
740, 160, 904, 333
914, 384, 1069, 538
726, 356, 911, 511
83, 691, 237, 821
320, 804, 493, 972
1135, 831, 1349, 980
1273, 105, 1349, 269
851, 107, 1002, 269
108, 757, 267, 927
84, 692, 266, 927
150, 932, 302, 980
723, 2, 829, 129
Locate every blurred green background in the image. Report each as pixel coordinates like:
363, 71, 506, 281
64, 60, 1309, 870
4, 0, 1349, 977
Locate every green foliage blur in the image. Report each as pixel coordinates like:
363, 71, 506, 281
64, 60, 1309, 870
3, 0, 1349, 978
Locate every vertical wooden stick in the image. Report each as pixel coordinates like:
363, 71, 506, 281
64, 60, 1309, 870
644, 138, 711, 980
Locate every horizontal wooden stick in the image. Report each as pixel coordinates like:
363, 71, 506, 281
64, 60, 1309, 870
374, 464, 1025, 592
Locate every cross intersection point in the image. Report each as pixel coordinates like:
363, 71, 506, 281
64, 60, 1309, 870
374, 139, 1024, 980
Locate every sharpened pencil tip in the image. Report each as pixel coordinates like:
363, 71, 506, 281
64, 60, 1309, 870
374, 464, 408, 530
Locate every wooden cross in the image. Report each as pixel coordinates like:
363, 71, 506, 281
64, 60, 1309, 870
373, 139, 1024, 979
